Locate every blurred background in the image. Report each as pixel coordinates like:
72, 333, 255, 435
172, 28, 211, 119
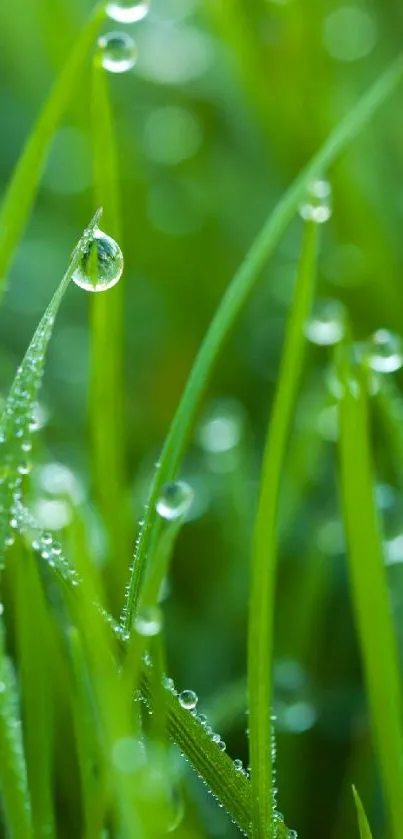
1, 0, 403, 836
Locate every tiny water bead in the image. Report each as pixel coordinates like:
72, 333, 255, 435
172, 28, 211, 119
98, 32, 137, 74
134, 605, 162, 636
367, 329, 403, 374
106, 0, 150, 24
72, 227, 123, 292
179, 690, 198, 710
304, 299, 346, 346
299, 179, 332, 224
156, 480, 194, 521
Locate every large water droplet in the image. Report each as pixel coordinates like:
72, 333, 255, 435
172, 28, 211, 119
106, 0, 150, 24
98, 32, 137, 74
134, 605, 162, 636
179, 689, 198, 710
367, 329, 403, 373
305, 299, 346, 346
156, 481, 194, 521
72, 227, 123, 292
299, 179, 332, 224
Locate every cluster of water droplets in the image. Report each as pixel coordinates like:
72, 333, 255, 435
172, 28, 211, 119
0, 310, 57, 560
299, 179, 332, 225
9, 499, 81, 587
97, 1, 150, 74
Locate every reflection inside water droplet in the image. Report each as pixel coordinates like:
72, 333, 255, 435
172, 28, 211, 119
72, 227, 123, 292
299, 179, 332, 224
305, 299, 346, 346
367, 329, 403, 373
98, 32, 137, 74
156, 481, 194, 521
179, 689, 198, 710
134, 605, 162, 636
106, 0, 150, 24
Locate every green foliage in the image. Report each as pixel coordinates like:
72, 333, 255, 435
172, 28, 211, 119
1, 2, 403, 838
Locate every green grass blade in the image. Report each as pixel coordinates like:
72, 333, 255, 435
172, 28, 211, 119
123, 52, 403, 632
140, 672, 289, 839
14, 548, 56, 839
338, 362, 403, 839
353, 786, 374, 839
248, 220, 319, 838
0, 209, 102, 561
90, 57, 128, 595
0, 2, 106, 298
0, 621, 33, 839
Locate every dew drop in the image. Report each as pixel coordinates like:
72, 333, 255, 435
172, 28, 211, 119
106, 0, 150, 24
304, 299, 346, 346
134, 605, 162, 636
299, 179, 332, 224
156, 480, 194, 521
98, 32, 137, 74
233, 758, 244, 771
179, 689, 198, 710
72, 227, 124, 292
367, 329, 403, 373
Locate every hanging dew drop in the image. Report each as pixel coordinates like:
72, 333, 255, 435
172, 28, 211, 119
367, 329, 403, 373
134, 605, 162, 636
98, 32, 137, 74
179, 689, 198, 710
72, 227, 124, 292
106, 0, 150, 24
304, 299, 346, 346
156, 480, 194, 521
299, 179, 332, 224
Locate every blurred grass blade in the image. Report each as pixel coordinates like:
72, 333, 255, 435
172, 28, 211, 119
248, 220, 319, 838
0, 621, 33, 839
15, 547, 56, 839
123, 51, 403, 631
90, 56, 128, 598
0, 2, 106, 298
353, 786, 374, 839
0, 209, 102, 561
338, 361, 403, 839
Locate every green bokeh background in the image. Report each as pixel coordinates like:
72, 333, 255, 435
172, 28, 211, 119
1, 1, 403, 836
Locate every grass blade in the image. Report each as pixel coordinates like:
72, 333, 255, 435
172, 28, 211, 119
90, 56, 128, 597
353, 786, 374, 839
0, 621, 33, 839
0, 2, 106, 298
338, 361, 403, 839
248, 220, 319, 837
0, 209, 102, 561
123, 52, 403, 632
14, 547, 56, 839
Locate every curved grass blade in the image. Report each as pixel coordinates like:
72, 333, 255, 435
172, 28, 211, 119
248, 220, 319, 838
123, 52, 403, 632
0, 209, 102, 563
0, 2, 106, 298
0, 622, 33, 839
353, 786, 374, 839
338, 360, 403, 839
90, 56, 128, 593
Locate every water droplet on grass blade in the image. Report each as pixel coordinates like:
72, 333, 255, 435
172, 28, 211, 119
106, 0, 150, 23
134, 605, 162, 636
367, 329, 403, 373
233, 758, 244, 771
305, 299, 346, 346
156, 481, 194, 521
179, 689, 198, 710
72, 227, 123, 292
299, 179, 332, 224
98, 32, 137, 74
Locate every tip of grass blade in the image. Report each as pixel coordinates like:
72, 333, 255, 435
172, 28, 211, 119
352, 786, 374, 839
